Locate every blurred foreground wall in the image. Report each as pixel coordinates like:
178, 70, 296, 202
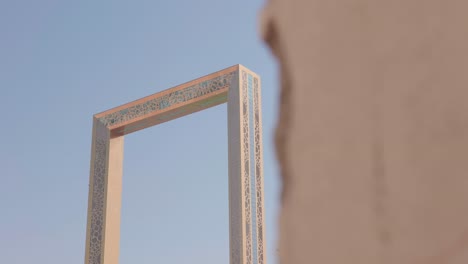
261, 1, 468, 263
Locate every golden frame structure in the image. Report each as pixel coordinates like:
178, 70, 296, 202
85, 65, 266, 264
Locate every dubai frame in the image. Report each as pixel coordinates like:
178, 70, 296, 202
85, 65, 266, 264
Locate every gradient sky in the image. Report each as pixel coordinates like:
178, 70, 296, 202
0, 1, 280, 263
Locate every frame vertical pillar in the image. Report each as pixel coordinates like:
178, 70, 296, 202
228, 66, 266, 264
228, 70, 243, 263
85, 119, 124, 264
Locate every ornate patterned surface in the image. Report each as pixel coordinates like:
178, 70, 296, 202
248, 74, 259, 264
242, 70, 253, 264
98, 72, 236, 127
88, 123, 108, 264
253, 77, 265, 264
86, 66, 265, 264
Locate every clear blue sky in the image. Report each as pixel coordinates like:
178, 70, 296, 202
0, 1, 280, 263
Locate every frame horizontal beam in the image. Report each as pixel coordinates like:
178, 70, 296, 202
95, 65, 239, 137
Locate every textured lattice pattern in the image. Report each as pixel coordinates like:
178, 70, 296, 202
253, 77, 265, 264
86, 67, 266, 264
98, 72, 236, 127
88, 132, 107, 264
242, 71, 253, 264
248, 74, 259, 264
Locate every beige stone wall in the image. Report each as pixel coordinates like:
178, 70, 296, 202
261, 1, 468, 263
